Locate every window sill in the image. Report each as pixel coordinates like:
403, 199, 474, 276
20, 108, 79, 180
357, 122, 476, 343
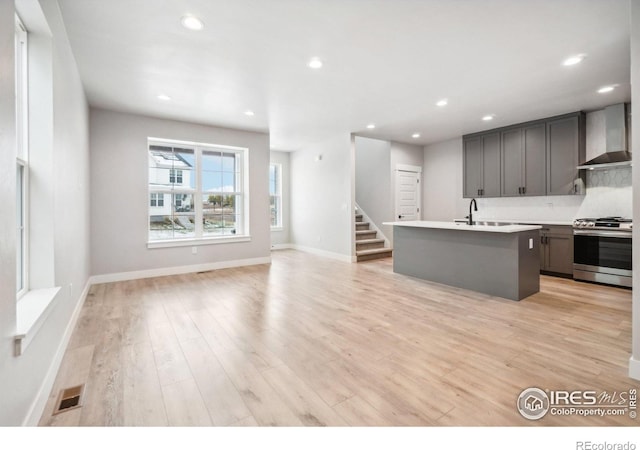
270, 227, 284, 232
15, 287, 61, 356
147, 235, 252, 249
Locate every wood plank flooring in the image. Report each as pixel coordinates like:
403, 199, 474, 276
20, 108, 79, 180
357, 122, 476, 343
39, 250, 637, 426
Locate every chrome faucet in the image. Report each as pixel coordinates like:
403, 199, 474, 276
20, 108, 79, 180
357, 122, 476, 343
467, 198, 478, 225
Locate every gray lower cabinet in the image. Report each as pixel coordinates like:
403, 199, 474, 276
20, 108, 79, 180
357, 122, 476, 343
501, 123, 546, 196
463, 132, 500, 198
546, 113, 586, 195
539, 225, 573, 276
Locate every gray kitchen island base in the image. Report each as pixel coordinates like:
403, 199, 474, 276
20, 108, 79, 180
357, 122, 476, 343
392, 225, 540, 301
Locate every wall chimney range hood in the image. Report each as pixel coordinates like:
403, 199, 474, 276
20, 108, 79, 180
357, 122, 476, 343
577, 103, 631, 170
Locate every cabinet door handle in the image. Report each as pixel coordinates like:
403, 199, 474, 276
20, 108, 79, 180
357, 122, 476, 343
477, 189, 480, 196
519, 187, 523, 194
523, 186, 526, 195
540, 235, 544, 245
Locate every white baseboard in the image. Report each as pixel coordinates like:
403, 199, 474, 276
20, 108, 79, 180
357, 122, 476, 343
289, 244, 353, 263
23, 278, 92, 426
271, 243, 294, 251
90, 256, 272, 284
630, 356, 640, 381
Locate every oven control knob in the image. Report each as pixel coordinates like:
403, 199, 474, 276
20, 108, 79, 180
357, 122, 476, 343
587, 222, 595, 227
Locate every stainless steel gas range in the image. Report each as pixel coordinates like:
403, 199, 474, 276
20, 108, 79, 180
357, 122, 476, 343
573, 217, 632, 287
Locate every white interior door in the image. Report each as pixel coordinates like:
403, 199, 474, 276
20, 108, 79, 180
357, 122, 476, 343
395, 166, 421, 221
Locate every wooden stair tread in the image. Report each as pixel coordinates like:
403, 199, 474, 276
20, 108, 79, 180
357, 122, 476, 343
355, 238, 385, 245
355, 230, 376, 235
356, 248, 393, 256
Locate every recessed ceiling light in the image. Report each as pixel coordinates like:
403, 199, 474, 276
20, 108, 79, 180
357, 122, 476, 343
412, 133, 420, 138
157, 94, 171, 101
308, 58, 323, 69
436, 99, 448, 107
181, 15, 204, 31
563, 54, 585, 66
244, 110, 255, 116
482, 115, 495, 121
597, 85, 615, 94
366, 124, 376, 129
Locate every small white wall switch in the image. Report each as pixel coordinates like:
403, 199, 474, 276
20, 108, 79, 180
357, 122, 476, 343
529, 238, 534, 249
192, 246, 197, 255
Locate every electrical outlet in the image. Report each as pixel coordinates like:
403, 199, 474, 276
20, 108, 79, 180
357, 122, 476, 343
529, 238, 533, 249
192, 246, 197, 255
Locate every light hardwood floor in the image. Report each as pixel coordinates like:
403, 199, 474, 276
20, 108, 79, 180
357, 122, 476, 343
39, 250, 636, 426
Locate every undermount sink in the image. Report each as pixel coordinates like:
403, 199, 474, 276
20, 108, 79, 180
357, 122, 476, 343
453, 219, 512, 226
472, 221, 512, 226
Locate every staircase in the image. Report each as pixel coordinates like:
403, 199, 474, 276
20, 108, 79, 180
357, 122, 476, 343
355, 212, 393, 262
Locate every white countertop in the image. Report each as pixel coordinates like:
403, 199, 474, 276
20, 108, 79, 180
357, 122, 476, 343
477, 219, 574, 226
383, 220, 542, 233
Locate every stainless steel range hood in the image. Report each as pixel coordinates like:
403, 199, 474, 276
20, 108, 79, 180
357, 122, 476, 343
577, 103, 631, 170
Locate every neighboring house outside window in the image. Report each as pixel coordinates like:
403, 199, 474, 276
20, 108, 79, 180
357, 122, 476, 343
269, 164, 282, 229
169, 169, 183, 184
150, 193, 164, 207
148, 139, 249, 244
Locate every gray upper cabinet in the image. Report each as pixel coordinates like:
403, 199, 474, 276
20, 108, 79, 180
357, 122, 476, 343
482, 133, 501, 197
523, 124, 546, 196
501, 128, 523, 196
464, 111, 585, 198
463, 137, 483, 198
500, 123, 546, 197
463, 133, 500, 198
546, 113, 586, 195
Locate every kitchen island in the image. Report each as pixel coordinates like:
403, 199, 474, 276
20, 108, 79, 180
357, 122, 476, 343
383, 221, 542, 301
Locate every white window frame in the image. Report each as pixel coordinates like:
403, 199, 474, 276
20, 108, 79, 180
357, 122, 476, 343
15, 15, 29, 300
270, 163, 282, 230
147, 138, 251, 248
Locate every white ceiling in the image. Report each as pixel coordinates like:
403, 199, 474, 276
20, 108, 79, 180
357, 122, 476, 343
57, 0, 631, 150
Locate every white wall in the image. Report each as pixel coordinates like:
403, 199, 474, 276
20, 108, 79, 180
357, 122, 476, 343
270, 150, 291, 247
422, 111, 633, 223
630, 0, 640, 381
90, 108, 271, 276
422, 137, 468, 220
355, 137, 391, 238
0, 0, 90, 426
290, 134, 353, 260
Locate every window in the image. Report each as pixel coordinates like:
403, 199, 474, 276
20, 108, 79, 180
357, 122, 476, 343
150, 193, 164, 207
148, 139, 249, 244
15, 15, 28, 298
16, 163, 26, 294
269, 164, 282, 229
169, 169, 183, 184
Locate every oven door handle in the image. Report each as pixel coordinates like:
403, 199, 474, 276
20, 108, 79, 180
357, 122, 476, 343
573, 229, 633, 238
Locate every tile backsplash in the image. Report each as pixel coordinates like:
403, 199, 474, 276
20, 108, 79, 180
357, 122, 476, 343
577, 166, 632, 218
477, 166, 632, 222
